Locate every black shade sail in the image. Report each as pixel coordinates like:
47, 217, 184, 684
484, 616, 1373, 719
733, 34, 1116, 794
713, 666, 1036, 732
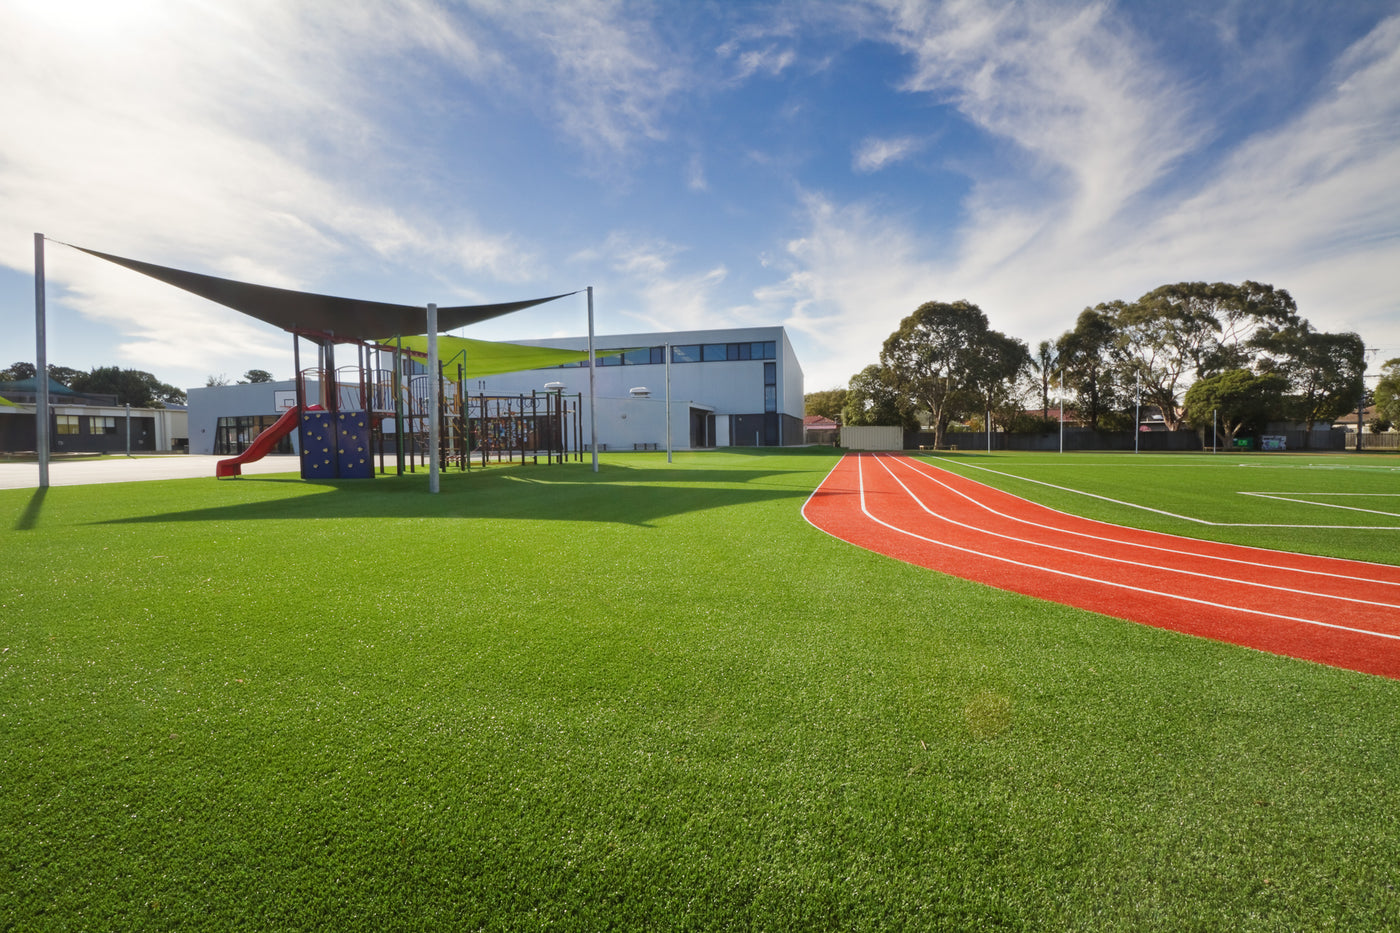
65, 244, 577, 341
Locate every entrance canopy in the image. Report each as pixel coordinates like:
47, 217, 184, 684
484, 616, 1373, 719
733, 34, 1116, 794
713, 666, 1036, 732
64, 243, 576, 341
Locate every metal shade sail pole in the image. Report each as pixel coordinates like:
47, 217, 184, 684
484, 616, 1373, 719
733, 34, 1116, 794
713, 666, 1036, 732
665, 342, 672, 464
34, 233, 49, 489
428, 303, 440, 494
587, 286, 598, 473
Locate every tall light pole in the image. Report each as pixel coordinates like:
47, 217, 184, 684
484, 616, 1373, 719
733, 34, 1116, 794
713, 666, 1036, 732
34, 233, 49, 488
665, 342, 672, 464
1058, 369, 1064, 454
1134, 374, 1141, 454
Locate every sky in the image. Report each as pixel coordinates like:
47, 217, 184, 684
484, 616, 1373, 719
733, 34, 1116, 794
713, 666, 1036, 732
3, 0, 1399, 394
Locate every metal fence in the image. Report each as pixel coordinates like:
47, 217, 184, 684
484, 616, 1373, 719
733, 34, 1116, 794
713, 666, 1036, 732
905, 428, 1358, 453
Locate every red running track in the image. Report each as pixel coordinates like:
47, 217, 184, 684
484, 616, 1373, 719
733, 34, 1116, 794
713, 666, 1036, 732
802, 453, 1400, 680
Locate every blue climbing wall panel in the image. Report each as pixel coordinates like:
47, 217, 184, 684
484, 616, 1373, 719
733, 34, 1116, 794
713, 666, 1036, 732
299, 411, 338, 479
335, 411, 373, 479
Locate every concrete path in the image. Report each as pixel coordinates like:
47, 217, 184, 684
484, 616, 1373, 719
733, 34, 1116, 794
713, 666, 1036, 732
0, 455, 301, 490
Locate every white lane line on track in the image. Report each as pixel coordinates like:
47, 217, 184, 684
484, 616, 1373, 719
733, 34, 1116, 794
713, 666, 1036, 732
857, 454, 1400, 642
930, 456, 1400, 529
889, 455, 1400, 594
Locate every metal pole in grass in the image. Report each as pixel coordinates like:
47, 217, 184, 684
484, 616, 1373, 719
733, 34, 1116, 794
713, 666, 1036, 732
1134, 375, 1140, 454
427, 303, 440, 494
587, 286, 598, 473
1356, 394, 1365, 454
125, 403, 131, 456
1213, 408, 1217, 454
665, 342, 672, 463
1058, 369, 1064, 454
34, 233, 50, 488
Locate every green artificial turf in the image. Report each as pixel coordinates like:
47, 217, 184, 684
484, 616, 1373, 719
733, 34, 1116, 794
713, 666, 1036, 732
2, 449, 1398, 931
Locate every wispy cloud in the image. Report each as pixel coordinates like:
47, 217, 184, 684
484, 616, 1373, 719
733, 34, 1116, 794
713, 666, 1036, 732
686, 153, 709, 192
882, 0, 1197, 236
0, 0, 533, 384
479, 0, 688, 157
764, 5, 1400, 388
575, 232, 738, 333
722, 44, 798, 83
852, 135, 924, 173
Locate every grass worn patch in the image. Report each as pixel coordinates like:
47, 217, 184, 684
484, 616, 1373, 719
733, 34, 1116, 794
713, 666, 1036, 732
2, 449, 1399, 931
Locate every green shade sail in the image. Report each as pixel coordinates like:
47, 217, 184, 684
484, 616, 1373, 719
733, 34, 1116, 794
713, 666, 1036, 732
390, 334, 631, 378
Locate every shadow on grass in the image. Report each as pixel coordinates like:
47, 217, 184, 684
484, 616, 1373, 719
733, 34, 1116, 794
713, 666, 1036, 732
97, 460, 817, 527
13, 488, 46, 531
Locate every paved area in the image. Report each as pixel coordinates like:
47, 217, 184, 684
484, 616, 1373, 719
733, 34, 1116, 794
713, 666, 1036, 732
0, 455, 301, 489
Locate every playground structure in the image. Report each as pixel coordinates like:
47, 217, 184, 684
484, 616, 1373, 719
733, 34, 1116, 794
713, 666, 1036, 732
35, 238, 591, 487
219, 336, 586, 479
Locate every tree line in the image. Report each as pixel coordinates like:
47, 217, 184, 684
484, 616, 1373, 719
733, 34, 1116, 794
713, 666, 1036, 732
1, 363, 277, 408
808, 281, 1383, 448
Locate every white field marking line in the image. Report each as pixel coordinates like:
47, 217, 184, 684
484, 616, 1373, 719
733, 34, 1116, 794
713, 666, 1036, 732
925, 455, 1400, 529
1238, 463, 1400, 472
1239, 492, 1400, 519
860, 455, 1400, 643
897, 457, 1400, 588
879, 455, 1400, 613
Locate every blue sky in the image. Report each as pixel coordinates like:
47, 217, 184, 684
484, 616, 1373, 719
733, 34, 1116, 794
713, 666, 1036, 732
3, 0, 1399, 394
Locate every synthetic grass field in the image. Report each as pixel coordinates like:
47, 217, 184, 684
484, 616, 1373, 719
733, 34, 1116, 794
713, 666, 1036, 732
3, 449, 1399, 931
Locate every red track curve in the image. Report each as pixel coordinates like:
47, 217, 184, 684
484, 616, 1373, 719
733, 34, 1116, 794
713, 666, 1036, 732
802, 453, 1400, 680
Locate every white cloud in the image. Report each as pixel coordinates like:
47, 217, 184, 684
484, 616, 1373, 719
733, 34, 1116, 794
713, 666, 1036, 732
727, 45, 798, 83
577, 232, 739, 333
0, 0, 533, 386
473, 0, 688, 157
880, 0, 1197, 235
765, 6, 1400, 388
852, 135, 924, 173
758, 193, 936, 389
686, 153, 709, 192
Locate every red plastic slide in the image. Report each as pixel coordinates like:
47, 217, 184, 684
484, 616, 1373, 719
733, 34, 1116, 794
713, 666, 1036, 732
216, 405, 319, 478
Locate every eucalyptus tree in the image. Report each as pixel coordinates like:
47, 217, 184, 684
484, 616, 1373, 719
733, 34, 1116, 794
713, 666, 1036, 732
1197, 281, 1299, 374
1375, 359, 1400, 426
842, 364, 915, 429
1112, 289, 1221, 430
1109, 281, 1299, 430
69, 367, 187, 407
1056, 303, 1124, 430
1182, 370, 1287, 447
1251, 322, 1366, 440
1027, 339, 1058, 419
805, 388, 848, 422
879, 300, 1028, 448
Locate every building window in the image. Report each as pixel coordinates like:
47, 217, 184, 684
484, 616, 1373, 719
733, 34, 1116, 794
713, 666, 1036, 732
764, 362, 777, 413
56, 415, 80, 435
90, 416, 117, 435
668, 341, 777, 363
